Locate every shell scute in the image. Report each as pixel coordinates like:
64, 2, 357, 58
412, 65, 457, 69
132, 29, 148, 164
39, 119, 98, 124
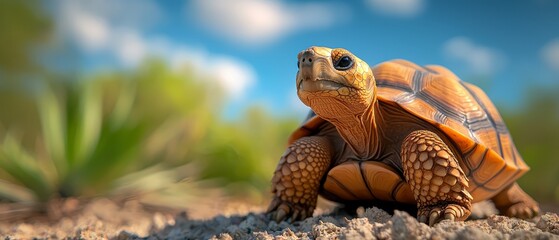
373, 60, 528, 198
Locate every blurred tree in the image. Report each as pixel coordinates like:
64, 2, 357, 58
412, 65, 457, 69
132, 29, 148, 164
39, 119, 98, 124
198, 106, 299, 193
0, 0, 52, 147
0, 0, 51, 76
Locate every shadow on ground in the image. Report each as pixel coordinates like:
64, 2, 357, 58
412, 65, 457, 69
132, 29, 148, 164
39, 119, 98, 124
124, 202, 558, 240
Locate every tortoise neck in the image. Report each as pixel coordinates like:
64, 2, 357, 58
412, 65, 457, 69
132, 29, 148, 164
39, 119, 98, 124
332, 100, 381, 159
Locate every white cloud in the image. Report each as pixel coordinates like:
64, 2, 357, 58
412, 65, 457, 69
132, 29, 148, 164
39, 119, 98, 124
57, 0, 158, 65
59, 0, 162, 29
187, 0, 345, 45
146, 40, 256, 98
149, 39, 210, 71
211, 57, 256, 98
114, 30, 148, 66
443, 37, 505, 75
366, 0, 424, 17
541, 39, 559, 71
63, 8, 110, 50
56, 0, 257, 98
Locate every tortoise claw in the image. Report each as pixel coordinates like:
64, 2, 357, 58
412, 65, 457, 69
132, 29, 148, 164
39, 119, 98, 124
429, 211, 440, 226
300, 209, 309, 220
418, 203, 470, 226
275, 208, 288, 222
266, 197, 281, 213
505, 201, 540, 219
444, 212, 455, 221
290, 209, 301, 223
266, 197, 314, 223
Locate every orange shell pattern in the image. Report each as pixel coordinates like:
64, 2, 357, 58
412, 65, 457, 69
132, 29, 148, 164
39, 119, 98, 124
292, 60, 529, 200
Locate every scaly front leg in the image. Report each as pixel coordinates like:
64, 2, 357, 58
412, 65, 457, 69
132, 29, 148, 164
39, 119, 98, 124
401, 130, 473, 226
267, 136, 332, 222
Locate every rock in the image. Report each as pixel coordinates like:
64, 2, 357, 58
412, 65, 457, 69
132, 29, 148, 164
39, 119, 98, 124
116, 230, 140, 240
509, 230, 558, 240
312, 221, 341, 239
449, 225, 494, 240
360, 206, 392, 224
486, 214, 536, 234
14, 223, 34, 235
390, 210, 432, 240
343, 218, 376, 240
152, 212, 167, 230
210, 233, 233, 240
75, 228, 107, 240
536, 213, 559, 235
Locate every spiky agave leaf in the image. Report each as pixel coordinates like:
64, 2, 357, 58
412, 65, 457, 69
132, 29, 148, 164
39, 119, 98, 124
37, 87, 66, 178
0, 134, 53, 201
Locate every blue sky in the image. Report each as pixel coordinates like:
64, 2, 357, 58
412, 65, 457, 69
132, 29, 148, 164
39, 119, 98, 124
54, 0, 559, 118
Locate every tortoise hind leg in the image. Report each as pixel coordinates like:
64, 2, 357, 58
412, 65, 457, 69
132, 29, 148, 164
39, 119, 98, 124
491, 182, 539, 219
401, 130, 473, 226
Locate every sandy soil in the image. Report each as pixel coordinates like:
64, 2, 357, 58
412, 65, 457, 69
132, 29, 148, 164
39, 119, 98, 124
0, 198, 557, 239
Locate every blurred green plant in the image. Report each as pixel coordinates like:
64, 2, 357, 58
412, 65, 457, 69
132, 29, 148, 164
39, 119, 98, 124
0, 60, 218, 204
503, 87, 559, 204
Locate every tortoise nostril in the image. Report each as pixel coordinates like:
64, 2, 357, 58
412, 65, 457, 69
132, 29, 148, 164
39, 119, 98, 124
300, 50, 315, 67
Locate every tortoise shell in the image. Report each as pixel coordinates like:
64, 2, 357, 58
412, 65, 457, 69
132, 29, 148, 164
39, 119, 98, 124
289, 59, 528, 202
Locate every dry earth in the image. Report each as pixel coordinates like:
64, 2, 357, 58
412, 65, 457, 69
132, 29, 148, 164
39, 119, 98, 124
0, 198, 558, 239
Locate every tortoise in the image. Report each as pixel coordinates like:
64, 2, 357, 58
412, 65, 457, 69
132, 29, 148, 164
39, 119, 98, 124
266, 46, 540, 225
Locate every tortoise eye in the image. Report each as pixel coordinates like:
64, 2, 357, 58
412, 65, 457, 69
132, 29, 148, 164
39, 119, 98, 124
334, 56, 353, 70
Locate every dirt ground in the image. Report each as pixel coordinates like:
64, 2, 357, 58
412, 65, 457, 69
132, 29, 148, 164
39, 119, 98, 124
0, 197, 558, 239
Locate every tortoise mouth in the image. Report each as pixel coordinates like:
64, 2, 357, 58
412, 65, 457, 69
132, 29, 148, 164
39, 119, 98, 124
298, 78, 352, 92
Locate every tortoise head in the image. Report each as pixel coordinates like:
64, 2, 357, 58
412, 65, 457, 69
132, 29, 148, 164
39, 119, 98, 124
296, 46, 376, 119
